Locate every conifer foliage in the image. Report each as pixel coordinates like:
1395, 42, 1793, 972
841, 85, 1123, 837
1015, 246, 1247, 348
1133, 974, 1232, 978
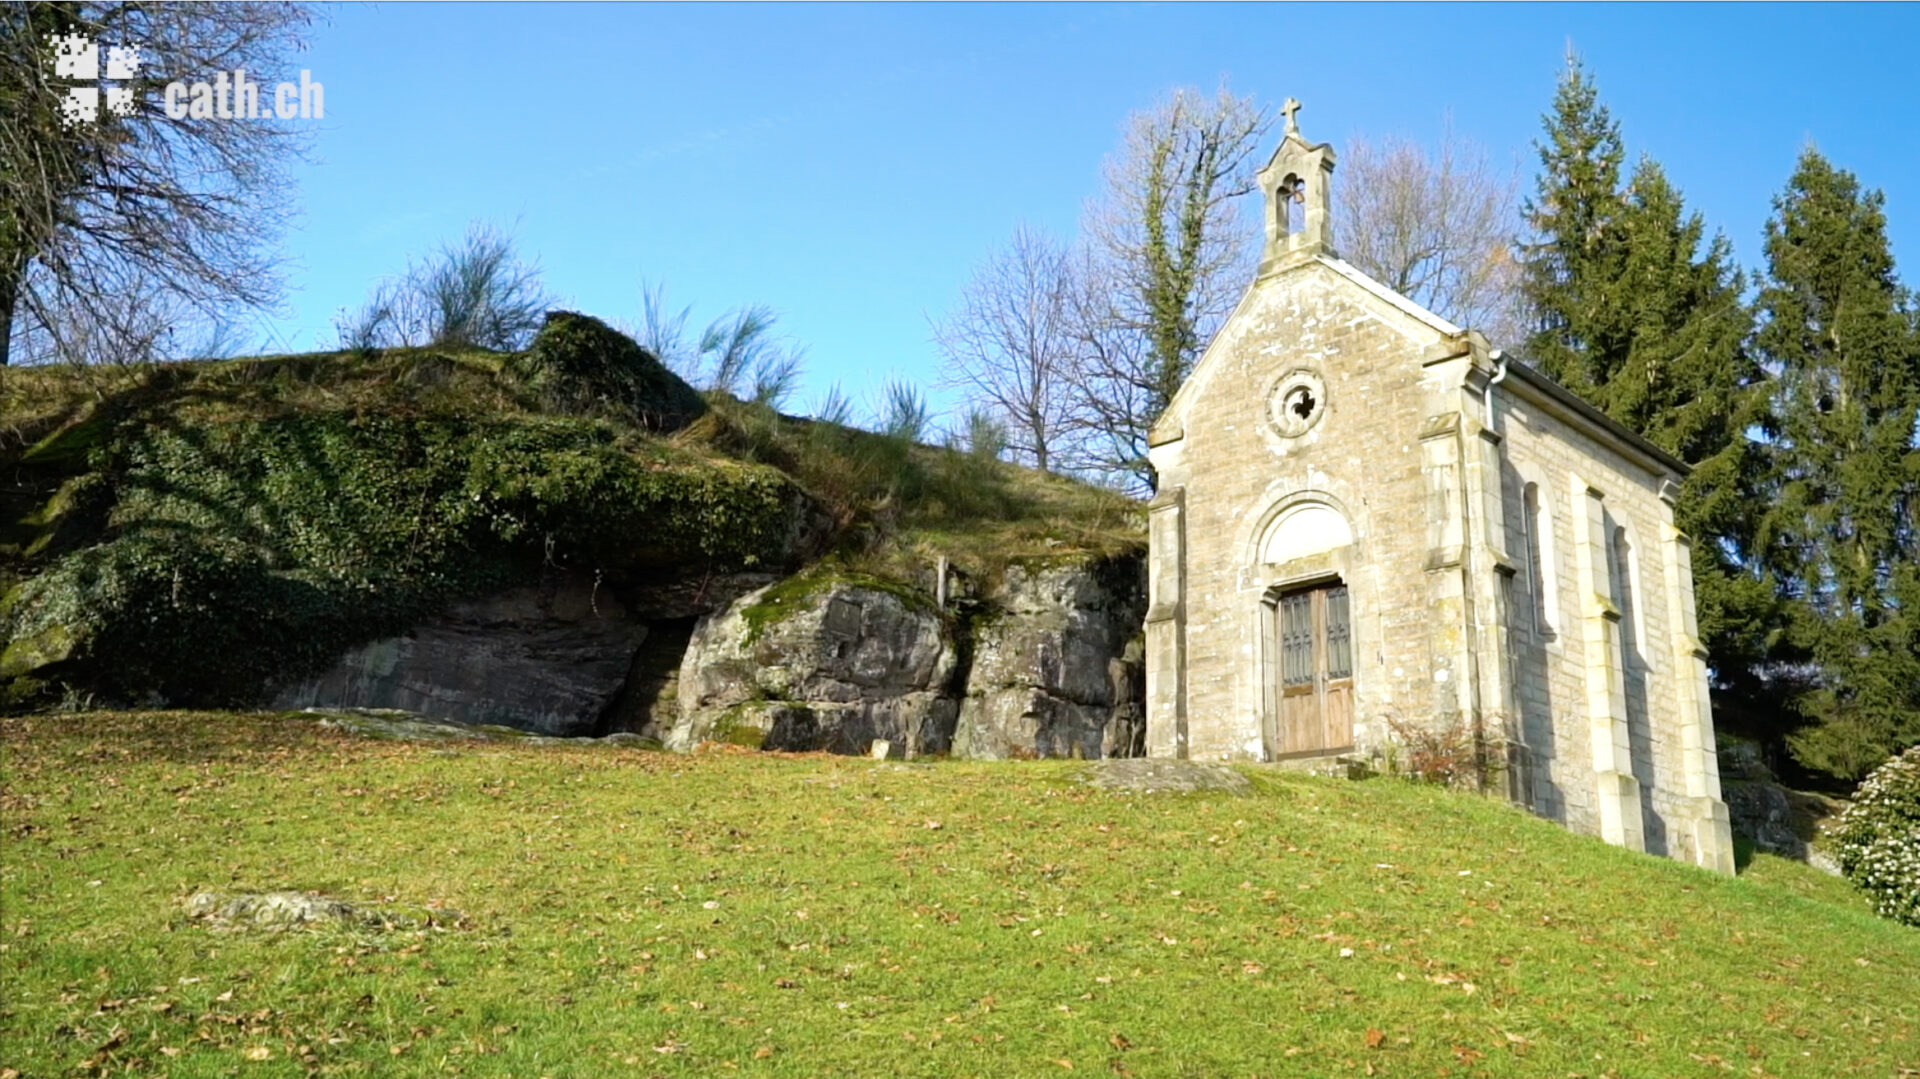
1521, 60, 1775, 717
1754, 151, 1920, 778
1521, 60, 1629, 401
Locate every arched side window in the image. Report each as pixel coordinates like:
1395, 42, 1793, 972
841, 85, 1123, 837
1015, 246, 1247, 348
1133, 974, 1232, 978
1608, 522, 1644, 662
1521, 480, 1558, 639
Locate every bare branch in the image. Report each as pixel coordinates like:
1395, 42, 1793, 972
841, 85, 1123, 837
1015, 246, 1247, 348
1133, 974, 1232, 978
1335, 122, 1531, 348
1070, 82, 1272, 491
2, 2, 319, 364
1060, 243, 1160, 495
931, 223, 1079, 474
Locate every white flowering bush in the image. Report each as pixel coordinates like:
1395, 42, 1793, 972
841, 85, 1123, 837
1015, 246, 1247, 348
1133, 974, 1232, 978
1831, 745, 1920, 927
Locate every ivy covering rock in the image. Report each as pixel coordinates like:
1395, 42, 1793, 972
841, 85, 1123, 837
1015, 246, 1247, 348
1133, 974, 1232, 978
2, 313, 1145, 745
505, 310, 708, 429
1, 329, 804, 710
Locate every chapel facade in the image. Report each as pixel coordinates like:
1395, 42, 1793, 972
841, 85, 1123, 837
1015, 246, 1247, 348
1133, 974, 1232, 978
1142, 104, 1737, 873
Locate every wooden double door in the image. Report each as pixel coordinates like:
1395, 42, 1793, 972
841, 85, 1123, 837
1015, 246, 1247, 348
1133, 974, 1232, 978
1266, 582, 1355, 759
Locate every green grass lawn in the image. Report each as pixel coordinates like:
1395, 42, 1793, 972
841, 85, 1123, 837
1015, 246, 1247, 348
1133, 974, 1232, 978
2, 713, 1914, 1078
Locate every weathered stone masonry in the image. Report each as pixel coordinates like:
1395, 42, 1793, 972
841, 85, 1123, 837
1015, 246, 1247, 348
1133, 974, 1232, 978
1144, 104, 1735, 873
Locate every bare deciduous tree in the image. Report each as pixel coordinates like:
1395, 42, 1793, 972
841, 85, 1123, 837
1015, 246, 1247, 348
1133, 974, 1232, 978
2, 2, 317, 365
1077, 83, 1273, 490
1335, 124, 1530, 348
1061, 244, 1159, 494
333, 275, 426, 353
17, 272, 249, 366
931, 223, 1079, 474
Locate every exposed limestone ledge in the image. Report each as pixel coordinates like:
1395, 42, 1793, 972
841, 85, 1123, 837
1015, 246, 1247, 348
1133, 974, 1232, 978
1077, 758, 1254, 795
271, 576, 644, 737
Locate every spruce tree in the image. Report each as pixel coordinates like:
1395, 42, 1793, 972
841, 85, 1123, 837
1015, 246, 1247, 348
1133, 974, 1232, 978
1607, 160, 1775, 708
1521, 61, 1776, 717
1755, 150, 1920, 778
1521, 58, 1628, 397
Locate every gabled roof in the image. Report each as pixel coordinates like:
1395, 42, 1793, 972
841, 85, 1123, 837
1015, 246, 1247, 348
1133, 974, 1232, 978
1498, 355, 1689, 477
1315, 255, 1463, 336
1152, 253, 1456, 441
1153, 253, 1690, 480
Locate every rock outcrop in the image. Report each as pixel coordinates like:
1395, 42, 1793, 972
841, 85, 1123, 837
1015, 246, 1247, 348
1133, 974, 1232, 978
667, 574, 959, 755
273, 551, 1149, 758
1078, 758, 1252, 794
1718, 737, 1844, 873
665, 554, 1147, 760
953, 556, 1146, 760
185, 890, 459, 931
272, 575, 643, 737
305, 707, 654, 747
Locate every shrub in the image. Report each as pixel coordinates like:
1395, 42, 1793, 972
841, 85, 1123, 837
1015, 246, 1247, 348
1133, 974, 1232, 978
1383, 715, 1498, 790
421, 225, 550, 351
635, 284, 807, 406
1830, 745, 1920, 926
333, 223, 551, 353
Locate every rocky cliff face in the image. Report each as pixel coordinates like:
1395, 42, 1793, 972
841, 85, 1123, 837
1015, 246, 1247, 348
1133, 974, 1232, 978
1717, 737, 1845, 874
271, 571, 779, 739
663, 554, 1145, 759
271, 576, 644, 737
665, 575, 959, 755
952, 557, 1146, 760
274, 553, 1147, 759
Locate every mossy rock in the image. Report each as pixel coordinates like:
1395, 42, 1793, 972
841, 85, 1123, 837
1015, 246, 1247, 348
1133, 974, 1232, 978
735, 566, 935, 645
5, 472, 113, 562
0, 621, 76, 679
18, 409, 116, 469
507, 311, 706, 431
0, 406, 808, 709
712, 703, 779, 749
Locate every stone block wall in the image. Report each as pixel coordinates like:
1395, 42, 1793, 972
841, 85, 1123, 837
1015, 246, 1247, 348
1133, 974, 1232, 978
1497, 384, 1730, 868
1145, 251, 1734, 873
1148, 258, 1454, 763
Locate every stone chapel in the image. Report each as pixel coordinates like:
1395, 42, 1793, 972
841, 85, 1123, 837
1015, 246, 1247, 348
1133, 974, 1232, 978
1142, 103, 1737, 873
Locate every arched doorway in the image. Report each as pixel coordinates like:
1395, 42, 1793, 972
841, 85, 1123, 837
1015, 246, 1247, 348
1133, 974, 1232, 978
1261, 579, 1354, 759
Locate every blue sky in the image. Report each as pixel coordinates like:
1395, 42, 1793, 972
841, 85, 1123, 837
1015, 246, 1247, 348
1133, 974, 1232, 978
262, 2, 1919, 417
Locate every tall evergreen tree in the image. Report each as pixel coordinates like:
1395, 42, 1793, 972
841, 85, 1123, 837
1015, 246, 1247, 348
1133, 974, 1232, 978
1608, 160, 1776, 710
1521, 58, 1628, 396
1521, 60, 1776, 720
1755, 150, 1920, 778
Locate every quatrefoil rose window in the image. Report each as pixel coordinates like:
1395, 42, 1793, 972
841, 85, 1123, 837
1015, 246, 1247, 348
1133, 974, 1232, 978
1267, 369, 1327, 439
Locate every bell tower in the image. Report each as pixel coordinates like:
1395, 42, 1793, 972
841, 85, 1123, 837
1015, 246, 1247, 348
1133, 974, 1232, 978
1257, 98, 1337, 274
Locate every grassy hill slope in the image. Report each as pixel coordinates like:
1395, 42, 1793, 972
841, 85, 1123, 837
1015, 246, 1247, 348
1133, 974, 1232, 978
2, 711, 1912, 1077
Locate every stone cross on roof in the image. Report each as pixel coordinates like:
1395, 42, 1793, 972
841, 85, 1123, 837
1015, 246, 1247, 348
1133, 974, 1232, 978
1280, 97, 1302, 136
